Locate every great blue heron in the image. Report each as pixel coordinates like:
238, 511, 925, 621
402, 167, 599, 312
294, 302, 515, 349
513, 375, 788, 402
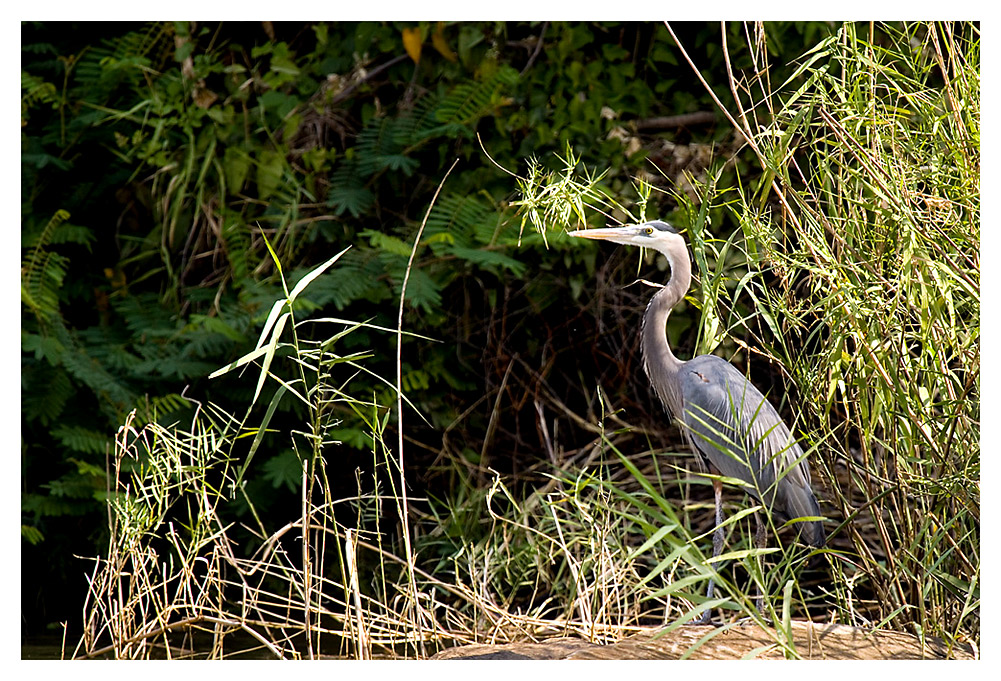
569, 220, 824, 625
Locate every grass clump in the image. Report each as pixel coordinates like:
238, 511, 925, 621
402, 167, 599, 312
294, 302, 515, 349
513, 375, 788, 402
717, 22, 979, 646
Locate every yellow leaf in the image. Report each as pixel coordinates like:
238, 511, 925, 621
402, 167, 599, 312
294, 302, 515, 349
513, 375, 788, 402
432, 22, 457, 62
402, 27, 422, 63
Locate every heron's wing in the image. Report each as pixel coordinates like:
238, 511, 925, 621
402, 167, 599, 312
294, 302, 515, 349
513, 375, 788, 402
679, 356, 812, 503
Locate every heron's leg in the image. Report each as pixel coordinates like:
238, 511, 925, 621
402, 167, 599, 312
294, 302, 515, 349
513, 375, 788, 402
692, 478, 725, 625
753, 511, 768, 615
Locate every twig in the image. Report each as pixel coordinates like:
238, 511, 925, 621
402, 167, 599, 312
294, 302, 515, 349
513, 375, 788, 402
477, 132, 524, 180
634, 112, 716, 130
395, 157, 460, 658
479, 354, 516, 476
520, 22, 549, 76
534, 398, 555, 465
329, 54, 409, 106
76, 615, 285, 660
300, 456, 314, 658
345, 529, 370, 659
719, 24, 756, 150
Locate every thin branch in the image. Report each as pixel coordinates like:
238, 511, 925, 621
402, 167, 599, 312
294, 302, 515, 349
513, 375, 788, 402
634, 112, 716, 130
329, 54, 410, 106
395, 158, 460, 658
520, 22, 549, 76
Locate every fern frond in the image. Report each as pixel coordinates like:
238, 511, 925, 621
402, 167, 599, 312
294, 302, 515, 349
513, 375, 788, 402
71, 23, 174, 102
21, 525, 45, 545
301, 252, 390, 310
21, 70, 58, 125
21, 251, 68, 322
382, 258, 441, 313
433, 65, 519, 130
21, 209, 71, 323
51, 425, 110, 455
450, 246, 527, 277
112, 22, 174, 63
48, 222, 96, 249
327, 160, 375, 217
424, 194, 496, 248
21, 363, 73, 426
421, 193, 523, 275
112, 293, 177, 339
22, 330, 65, 364
23, 491, 91, 517
135, 393, 190, 425
55, 321, 138, 411
356, 117, 420, 178
222, 219, 251, 283
180, 325, 241, 360
22, 42, 58, 55
362, 229, 414, 256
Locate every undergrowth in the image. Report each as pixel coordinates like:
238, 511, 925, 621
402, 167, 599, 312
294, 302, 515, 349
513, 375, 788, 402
72, 21, 977, 659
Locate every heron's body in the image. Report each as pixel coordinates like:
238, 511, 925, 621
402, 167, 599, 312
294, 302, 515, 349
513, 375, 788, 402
570, 220, 824, 623
661, 352, 824, 546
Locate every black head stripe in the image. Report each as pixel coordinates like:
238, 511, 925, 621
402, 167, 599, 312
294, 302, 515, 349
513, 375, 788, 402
644, 220, 679, 234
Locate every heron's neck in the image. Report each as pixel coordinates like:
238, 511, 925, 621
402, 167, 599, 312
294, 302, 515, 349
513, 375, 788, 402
641, 249, 691, 417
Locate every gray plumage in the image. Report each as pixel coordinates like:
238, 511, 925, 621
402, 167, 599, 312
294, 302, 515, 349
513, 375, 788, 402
669, 353, 824, 546
570, 220, 824, 623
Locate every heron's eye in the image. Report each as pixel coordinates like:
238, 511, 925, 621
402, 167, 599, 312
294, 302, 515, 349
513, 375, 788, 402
644, 227, 654, 235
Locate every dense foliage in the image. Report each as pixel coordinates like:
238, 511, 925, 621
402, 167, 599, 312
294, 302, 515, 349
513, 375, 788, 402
22, 21, 978, 653
20, 19, 739, 636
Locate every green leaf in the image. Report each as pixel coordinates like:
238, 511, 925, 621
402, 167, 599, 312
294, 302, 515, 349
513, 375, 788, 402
363, 230, 413, 257
288, 246, 351, 304
22, 525, 45, 545
255, 149, 285, 201
236, 384, 288, 487
253, 312, 288, 406
223, 146, 252, 194
262, 450, 302, 493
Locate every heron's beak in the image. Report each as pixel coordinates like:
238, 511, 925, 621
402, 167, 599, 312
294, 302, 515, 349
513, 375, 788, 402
567, 224, 647, 245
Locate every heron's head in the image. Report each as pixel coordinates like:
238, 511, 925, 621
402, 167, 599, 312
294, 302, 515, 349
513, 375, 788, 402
567, 220, 685, 258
